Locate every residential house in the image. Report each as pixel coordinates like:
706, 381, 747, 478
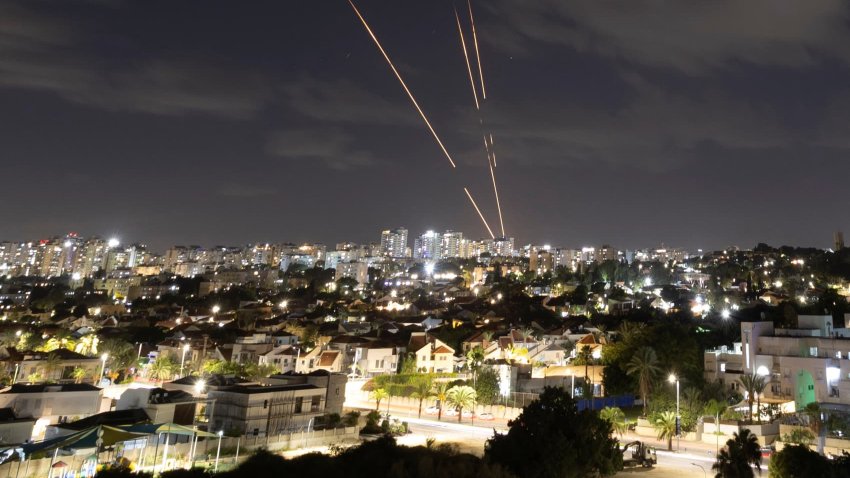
258, 345, 299, 374
0, 348, 101, 384
265, 370, 347, 415
295, 348, 344, 374
0, 408, 35, 444
410, 332, 455, 373
207, 383, 327, 437
116, 387, 211, 428
0, 383, 103, 439
352, 341, 400, 377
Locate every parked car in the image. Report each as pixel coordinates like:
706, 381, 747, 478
444, 408, 458, 417
425, 406, 440, 415
462, 410, 474, 418
760, 446, 774, 458
478, 412, 494, 421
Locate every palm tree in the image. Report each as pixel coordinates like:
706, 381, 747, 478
71, 366, 87, 384
432, 381, 450, 421
446, 385, 477, 423
40, 353, 62, 382
481, 331, 494, 349
148, 356, 176, 383
625, 346, 663, 415
599, 406, 627, 437
369, 388, 388, 411
704, 399, 728, 456
518, 327, 536, 348
712, 429, 761, 478
738, 373, 766, 423
617, 321, 644, 344
99, 338, 136, 376
410, 379, 434, 418
575, 346, 594, 392
654, 411, 677, 451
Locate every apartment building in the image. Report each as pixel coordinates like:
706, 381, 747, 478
705, 315, 850, 410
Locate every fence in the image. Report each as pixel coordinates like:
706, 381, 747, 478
0, 427, 360, 478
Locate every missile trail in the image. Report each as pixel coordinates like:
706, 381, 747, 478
464, 187, 495, 239
467, 0, 486, 99
349, 0, 457, 168
488, 159, 506, 237
454, 7, 479, 110
489, 133, 496, 167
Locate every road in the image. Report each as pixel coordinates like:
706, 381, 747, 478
346, 399, 769, 477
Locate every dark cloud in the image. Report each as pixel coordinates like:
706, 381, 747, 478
0, 1, 271, 118
484, 0, 850, 73
282, 75, 418, 125
265, 128, 378, 170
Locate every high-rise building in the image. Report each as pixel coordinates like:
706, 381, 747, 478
441, 231, 464, 259
835, 231, 845, 251
335, 261, 369, 285
413, 230, 441, 260
484, 237, 515, 257
380, 228, 408, 258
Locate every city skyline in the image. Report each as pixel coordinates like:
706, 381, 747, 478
4, 2, 850, 250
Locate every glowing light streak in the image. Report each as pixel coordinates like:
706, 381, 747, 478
467, 0, 486, 99
464, 187, 495, 239
454, 8, 479, 110
349, 0, 456, 168
488, 160, 506, 237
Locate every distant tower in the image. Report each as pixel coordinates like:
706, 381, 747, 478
835, 231, 845, 251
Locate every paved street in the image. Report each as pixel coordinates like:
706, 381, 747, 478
345, 399, 770, 477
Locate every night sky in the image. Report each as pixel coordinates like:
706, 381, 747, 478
3, 1, 850, 251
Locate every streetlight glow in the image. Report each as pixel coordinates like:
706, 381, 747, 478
212, 305, 220, 314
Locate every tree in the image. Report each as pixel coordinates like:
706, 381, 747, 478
99, 338, 137, 376
768, 444, 831, 478
474, 368, 500, 405
148, 356, 176, 383
74, 334, 99, 356
71, 366, 87, 384
712, 429, 761, 478
485, 387, 622, 478
466, 347, 485, 376
599, 407, 627, 437
432, 382, 450, 421
625, 346, 662, 415
654, 411, 677, 451
739, 373, 767, 423
446, 386, 476, 423
39, 353, 63, 382
705, 399, 728, 455
369, 388, 388, 411
574, 346, 594, 392
410, 379, 434, 419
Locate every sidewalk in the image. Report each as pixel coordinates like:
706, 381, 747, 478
345, 398, 511, 430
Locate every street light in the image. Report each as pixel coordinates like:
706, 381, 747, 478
211, 305, 220, 315
215, 430, 224, 472
99, 353, 109, 384
179, 344, 190, 378
669, 373, 680, 451
194, 379, 206, 396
